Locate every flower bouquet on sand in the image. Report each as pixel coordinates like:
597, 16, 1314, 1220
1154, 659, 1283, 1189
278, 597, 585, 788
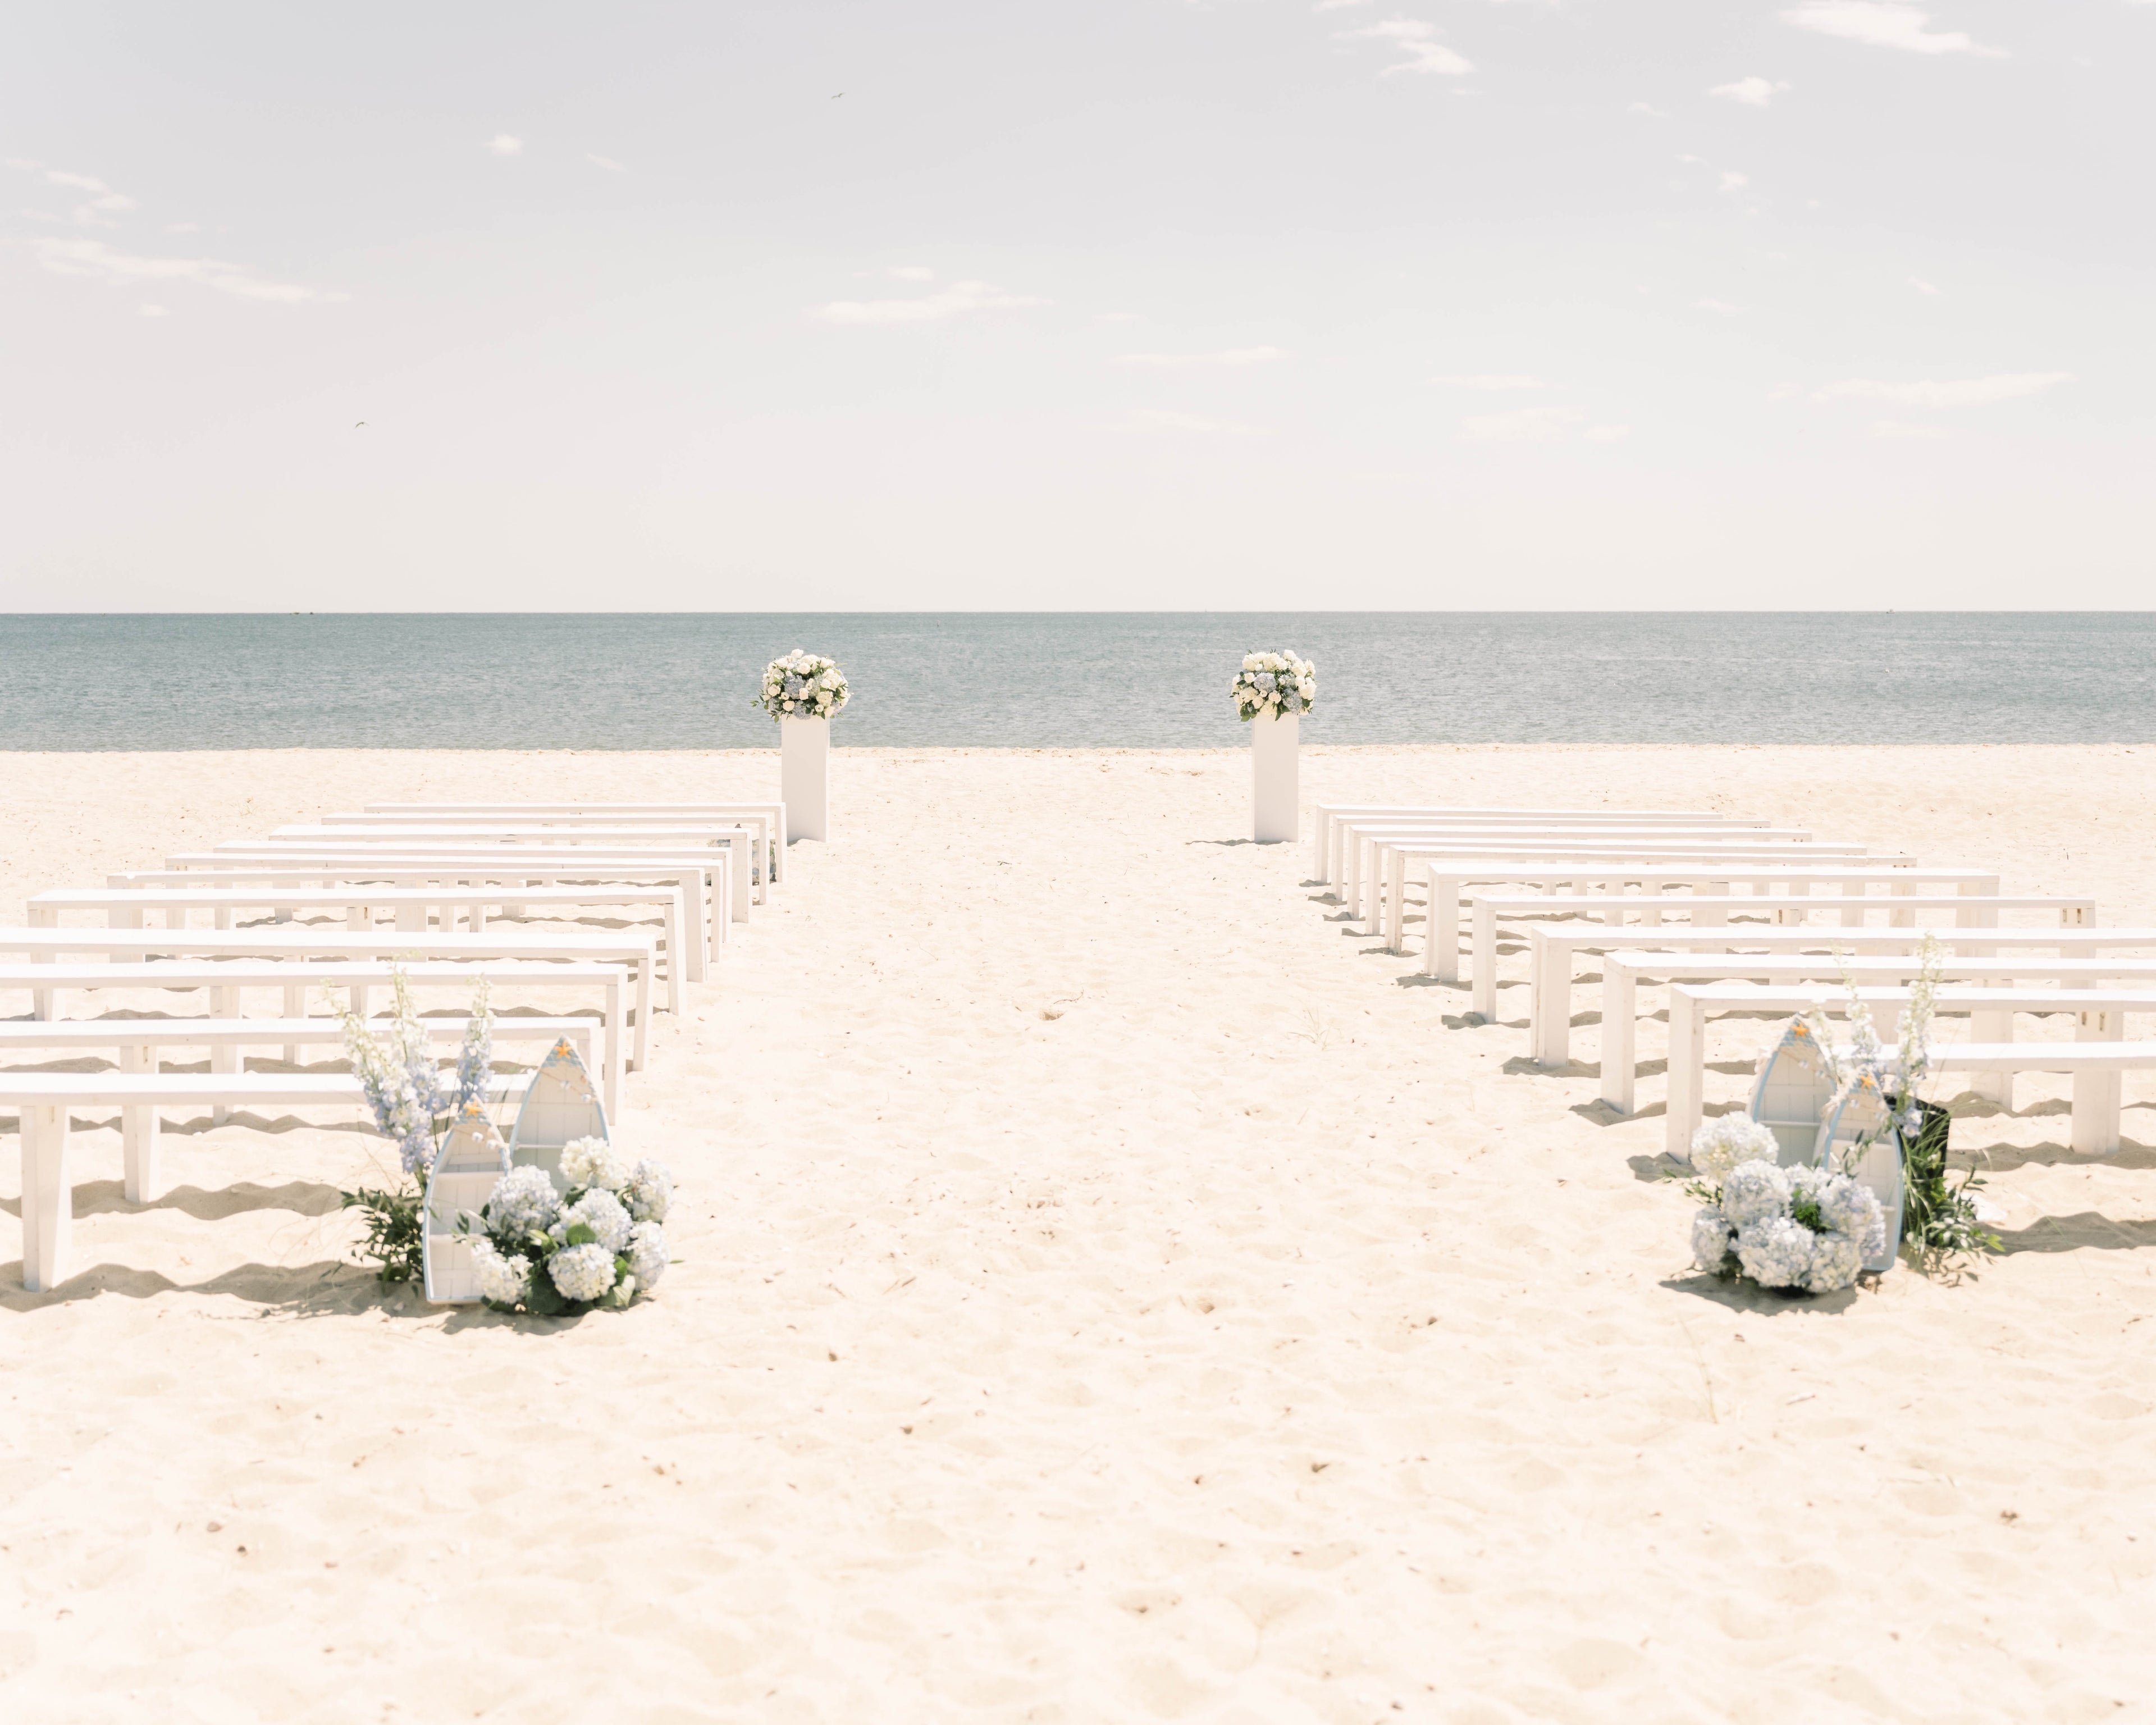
1685, 1114, 1886, 1295
757, 650, 849, 720
460, 1136, 673, 1315
1231, 651, 1315, 721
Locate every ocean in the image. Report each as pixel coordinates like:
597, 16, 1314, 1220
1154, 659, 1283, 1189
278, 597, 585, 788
2, 613, 2153, 750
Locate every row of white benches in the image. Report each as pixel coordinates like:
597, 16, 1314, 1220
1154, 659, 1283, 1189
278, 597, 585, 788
5, 800, 790, 1293
1310, 802, 2156, 1169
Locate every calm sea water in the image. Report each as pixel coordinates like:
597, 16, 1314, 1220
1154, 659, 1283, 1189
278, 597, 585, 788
2, 613, 2152, 749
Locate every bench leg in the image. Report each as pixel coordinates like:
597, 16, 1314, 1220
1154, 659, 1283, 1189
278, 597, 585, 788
21, 1103, 73, 1293
1429, 884, 1462, 985
1470, 900, 1499, 1023
284, 982, 305, 1066
1665, 993, 1705, 1161
1533, 941, 1572, 1069
121, 1046, 162, 1203
1601, 968, 1638, 1112
1970, 1010, 2013, 1107
2072, 1007, 2119, 1153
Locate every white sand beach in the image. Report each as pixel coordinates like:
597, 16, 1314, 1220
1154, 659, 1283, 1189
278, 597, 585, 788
4, 745, 2155, 1722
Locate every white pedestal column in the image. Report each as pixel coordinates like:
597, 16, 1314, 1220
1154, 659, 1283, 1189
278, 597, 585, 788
1250, 713, 1299, 843
780, 715, 829, 841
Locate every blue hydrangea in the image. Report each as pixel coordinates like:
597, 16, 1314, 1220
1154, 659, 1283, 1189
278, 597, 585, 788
1735, 1216, 1816, 1289
1805, 1231, 1863, 1293
622, 1160, 672, 1223
1720, 1158, 1791, 1230
1691, 1208, 1736, 1272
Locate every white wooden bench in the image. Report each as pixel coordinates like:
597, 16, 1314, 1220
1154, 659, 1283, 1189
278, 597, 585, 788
0, 924, 662, 1038
1313, 805, 1730, 886
1330, 815, 1776, 918
8, 1070, 535, 1293
1525, 915, 2139, 1066
150, 855, 724, 937
1419, 865, 1999, 982
1664, 981, 2156, 1157
0, 960, 629, 1116
349, 802, 787, 884
1364, 833, 1872, 943
32, 882, 697, 983
330, 807, 776, 891
0, 1015, 593, 1204
1603, 950, 2156, 1113
268, 823, 761, 910
1469, 891, 2094, 1023
192, 842, 745, 923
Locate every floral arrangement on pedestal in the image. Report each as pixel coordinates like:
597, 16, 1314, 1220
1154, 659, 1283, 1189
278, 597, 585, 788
1231, 651, 1315, 722
459, 1135, 674, 1315
756, 650, 849, 720
1685, 1114, 1886, 1294
336, 970, 494, 1284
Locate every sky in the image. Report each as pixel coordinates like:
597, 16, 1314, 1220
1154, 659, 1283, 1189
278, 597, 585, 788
2, 0, 2150, 611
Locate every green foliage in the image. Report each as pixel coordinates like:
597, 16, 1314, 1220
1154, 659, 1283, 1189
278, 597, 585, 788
340, 1181, 426, 1284
1894, 1101, 2001, 1270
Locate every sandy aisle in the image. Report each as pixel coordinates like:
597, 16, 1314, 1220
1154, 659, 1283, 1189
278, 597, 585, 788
2, 745, 2154, 1723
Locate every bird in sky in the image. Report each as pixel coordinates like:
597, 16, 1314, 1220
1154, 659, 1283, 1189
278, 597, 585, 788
832, 93, 843, 99
354, 421, 367, 428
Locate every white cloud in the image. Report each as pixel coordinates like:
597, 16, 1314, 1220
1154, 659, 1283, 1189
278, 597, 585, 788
32, 168, 137, 226
1908, 276, 1942, 295
1780, 3, 2005, 57
815, 280, 1049, 325
1816, 372, 2072, 407
1337, 19, 1474, 76
586, 154, 625, 172
1710, 77, 1791, 106
1132, 409, 1249, 433
1429, 373, 1545, 390
485, 134, 524, 156
1461, 405, 1585, 442
1584, 424, 1631, 442
165, 222, 202, 234
1114, 346, 1283, 368
1629, 101, 1669, 117
1869, 419, 1949, 439
137, 303, 168, 318
1719, 171, 1750, 191
1694, 298, 1739, 314
31, 237, 341, 304
887, 266, 937, 281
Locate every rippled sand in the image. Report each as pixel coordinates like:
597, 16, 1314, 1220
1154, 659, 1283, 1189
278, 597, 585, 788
3, 745, 2153, 1721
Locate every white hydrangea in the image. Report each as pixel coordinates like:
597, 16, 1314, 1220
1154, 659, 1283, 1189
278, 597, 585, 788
1735, 1216, 1816, 1288
469, 1238, 532, 1306
1691, 1208, 1736, 1272
621, 1159, 673, 1223
627, 1221, 668, 1290
1719, 1158, 1791, 1230
1805, 1230, 1863, 1293
1690, 1114, 1780, 1185
561, 1135, 628, 1193
484, 1165, 561, 1234
554, 1188, 632, 1255
547, 1242, 618, 1303
1231, 649, 1317, 722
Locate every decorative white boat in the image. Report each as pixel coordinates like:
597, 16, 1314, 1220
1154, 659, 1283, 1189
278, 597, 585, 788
422, 1103, 511, 1304
1747, 1019, 1835, 1167
1814, 1075, 1903, 1274
508, 1037, 610, 1191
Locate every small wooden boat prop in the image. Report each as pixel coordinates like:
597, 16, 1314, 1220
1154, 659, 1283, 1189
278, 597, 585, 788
508, 1037, 610, 1191
1748, 1018, 1835, 1168
1814, 1075, 1903, 1275
423, 1103, 511, 1304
